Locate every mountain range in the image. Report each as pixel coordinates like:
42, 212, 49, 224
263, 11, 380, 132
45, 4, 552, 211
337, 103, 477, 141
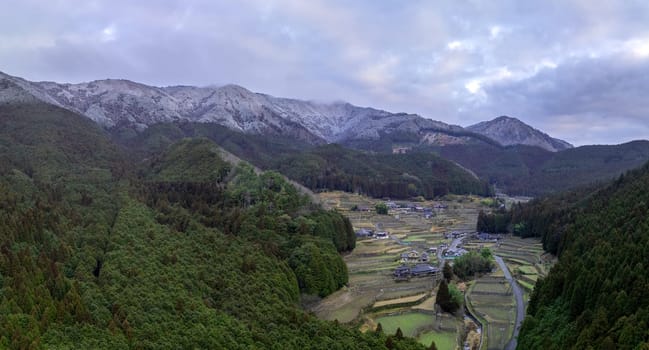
0, 71, 571, 151
4, 70, 649, 197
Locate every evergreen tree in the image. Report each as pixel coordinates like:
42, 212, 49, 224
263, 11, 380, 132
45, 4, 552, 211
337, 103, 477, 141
442, 261, 453, 281
385, 336, 394, 349
375, 203, 388, 215
436, 280, 459, 313
395, 327, 404, 340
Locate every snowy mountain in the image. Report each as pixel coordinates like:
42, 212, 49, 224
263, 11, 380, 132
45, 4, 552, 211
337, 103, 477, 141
0, 71, 471, 145
467, 116, 573, 152
1, 71, 571, 150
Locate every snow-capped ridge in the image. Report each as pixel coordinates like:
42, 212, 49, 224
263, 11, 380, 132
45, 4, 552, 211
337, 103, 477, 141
0, 71, 572, 150
467, 115, 573, 152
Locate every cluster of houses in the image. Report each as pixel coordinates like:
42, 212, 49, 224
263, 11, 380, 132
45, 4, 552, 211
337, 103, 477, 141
355, 228, 389, 239
443, 247, 468, 259
393, 247, 443, 280
384, 201, 447, 217
473, 232, 503, 241
393, 264, 440, 280
399, 249, 431, 263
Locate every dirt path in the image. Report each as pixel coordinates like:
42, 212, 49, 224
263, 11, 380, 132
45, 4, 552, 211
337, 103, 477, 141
494, 255, 525, 350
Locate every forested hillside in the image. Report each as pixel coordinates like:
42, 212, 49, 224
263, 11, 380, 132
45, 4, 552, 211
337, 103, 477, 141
112, 122, 492, 199
273, 144, 493, 198
110, 121, 649, 198
434, 141, 649, 196
503, 162, 649, 349
0, 102, 425, 349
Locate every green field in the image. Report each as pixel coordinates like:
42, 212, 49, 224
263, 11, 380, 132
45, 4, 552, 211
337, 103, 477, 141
418, 331, 457, 349
517, 265, 537, 275
375, 312, 434, 337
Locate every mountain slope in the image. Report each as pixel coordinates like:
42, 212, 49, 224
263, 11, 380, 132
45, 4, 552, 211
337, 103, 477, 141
0, 100, 425, 349
432, 140, 649, 196
108, 121, 491, 198
513, 162, 649, 349
467, 116, 572, 152
273, 144, 493, 198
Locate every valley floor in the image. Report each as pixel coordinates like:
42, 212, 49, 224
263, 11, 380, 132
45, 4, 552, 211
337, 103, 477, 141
312, 191, 554, 350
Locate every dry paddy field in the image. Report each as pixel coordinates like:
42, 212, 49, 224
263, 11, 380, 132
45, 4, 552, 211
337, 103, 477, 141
465, 236, 555, 349
493, 237, 554, 297
466, 272, 516, 350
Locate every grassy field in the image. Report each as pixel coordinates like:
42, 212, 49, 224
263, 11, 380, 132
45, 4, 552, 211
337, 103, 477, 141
375, 312, 434, 337
418, 331, 457, 349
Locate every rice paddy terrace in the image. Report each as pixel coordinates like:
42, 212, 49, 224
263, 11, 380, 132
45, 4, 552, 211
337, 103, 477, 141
311, 192, 554, 349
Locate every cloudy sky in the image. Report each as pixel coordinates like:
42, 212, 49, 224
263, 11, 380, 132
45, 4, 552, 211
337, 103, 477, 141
1, 0, 648, 145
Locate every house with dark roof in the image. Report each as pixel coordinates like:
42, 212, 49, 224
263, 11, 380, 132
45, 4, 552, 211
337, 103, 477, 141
399, 250, 420, 263
393, 265, 411, 278
375, 231, 389, 239
411, 264, 439, 277
355, 228, 374, 238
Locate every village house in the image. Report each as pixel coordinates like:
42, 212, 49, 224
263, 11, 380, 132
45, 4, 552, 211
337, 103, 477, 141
443, 248, 468, 259
400, 250, 420, 263
385, 201, 398, 209
375, 231, 389, 239
393, 265, 411, 279
355, 228, 374, 238
411, 264, 439, 277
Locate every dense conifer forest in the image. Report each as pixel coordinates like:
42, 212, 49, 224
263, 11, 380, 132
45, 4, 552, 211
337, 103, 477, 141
112, 122, 494, 199
478, 160, 649, 349
434, 141, 649, 196
0, 103, 426, 349
515, 163, 649, 349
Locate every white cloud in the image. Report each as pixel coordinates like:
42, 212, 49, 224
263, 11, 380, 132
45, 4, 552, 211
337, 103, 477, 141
624, 37, 649, 58
489, 25, 502, 40
447, 41, 463, 50
465, 80, 481, 94
101, 25, 117, 42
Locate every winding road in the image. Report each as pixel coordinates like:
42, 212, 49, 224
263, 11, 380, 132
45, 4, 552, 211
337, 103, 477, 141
494, 255, 525, 350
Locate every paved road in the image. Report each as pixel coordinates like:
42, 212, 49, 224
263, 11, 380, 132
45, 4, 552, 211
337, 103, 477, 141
494, 255, 525, 350
436, 234, 465, 268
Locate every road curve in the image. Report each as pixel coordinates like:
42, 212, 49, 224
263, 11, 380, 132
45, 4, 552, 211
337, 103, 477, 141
494, 255, 525, 350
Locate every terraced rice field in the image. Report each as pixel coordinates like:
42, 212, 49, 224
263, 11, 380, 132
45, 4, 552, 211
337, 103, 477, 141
465, 236, 555, 349
312, 191, 490, 347
493, 237, 554, 293
466, 265, 516, 349
373, 293, 428, 309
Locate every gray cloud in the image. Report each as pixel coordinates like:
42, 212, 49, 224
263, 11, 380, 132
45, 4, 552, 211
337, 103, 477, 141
1, 0, 648, 145
466, 56, 649, 145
